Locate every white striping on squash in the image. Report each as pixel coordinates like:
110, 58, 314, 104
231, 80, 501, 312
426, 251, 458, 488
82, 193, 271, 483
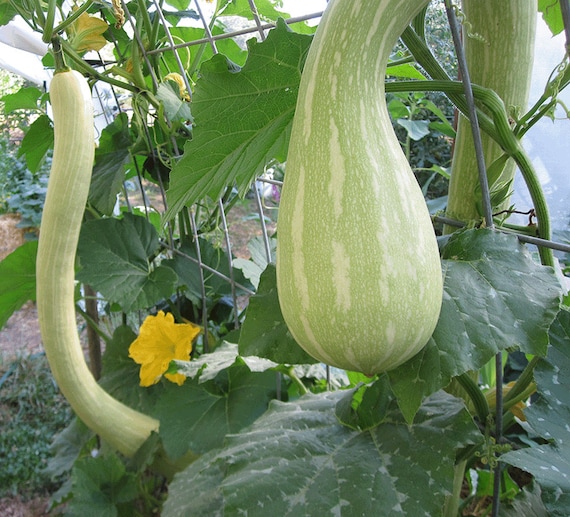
300, 313, 337, 365
276, 0, 440, 375
364, 1, 388, 49
290, 163, 310, 312
327, 117, 345, 219
331, 240, 351, 312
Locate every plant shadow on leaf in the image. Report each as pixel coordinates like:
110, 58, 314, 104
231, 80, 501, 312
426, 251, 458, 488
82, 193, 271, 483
389, 228, 563, 423
501, 309, 570, 516
163, 389, 481, 517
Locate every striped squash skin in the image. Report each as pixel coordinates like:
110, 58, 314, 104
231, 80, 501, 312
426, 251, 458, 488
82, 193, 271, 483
445, 0, 536, 228
276, 0, 442, 375
37, 70, 160, 457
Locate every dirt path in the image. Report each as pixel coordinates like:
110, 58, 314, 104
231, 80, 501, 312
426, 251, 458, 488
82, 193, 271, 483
0, 303, 44, 363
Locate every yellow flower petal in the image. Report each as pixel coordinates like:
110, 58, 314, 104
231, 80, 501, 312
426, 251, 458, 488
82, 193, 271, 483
164, 73, 191, 101
68, 11, 109, 52
165, 372, 187, 386
129, 310, 200, 386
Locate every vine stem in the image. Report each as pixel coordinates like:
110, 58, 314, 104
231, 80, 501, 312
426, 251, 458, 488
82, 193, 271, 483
41, 0, 56, 43
287, 367, 309, 395
57, 39, 140, 92
51, 0, 95, 38
445, 0, 494, 230
503, 356, 540, 406
456, 372, 490, 422
386, 80, 554, 266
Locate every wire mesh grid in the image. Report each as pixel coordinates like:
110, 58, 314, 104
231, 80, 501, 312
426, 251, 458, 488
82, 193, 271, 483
82, 1, 325, 352
80, 0, 569, 354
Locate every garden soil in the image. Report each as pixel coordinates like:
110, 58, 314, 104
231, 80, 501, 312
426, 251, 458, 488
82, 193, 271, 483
0, 215, 52, 515
0, 202, 274, 515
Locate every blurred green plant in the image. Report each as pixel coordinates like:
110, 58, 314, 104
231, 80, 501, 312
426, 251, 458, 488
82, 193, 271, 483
0, 354, 72, 499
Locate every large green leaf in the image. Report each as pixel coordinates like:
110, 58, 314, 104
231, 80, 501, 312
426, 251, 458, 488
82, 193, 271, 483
238, 264, 317, 364
220, 0, 290, 21
162, 237, 252, 305
17, 114, 53, 173
0, 3, 17, 25
89, 113, 133, 215
389, 229, 563, 422
0, 240, 37, 329
67, 453, 138, 516
77, 213, 177, 311
174, 341, 278, 382
538, 0, 564, 36
163, 390, 480, 516
98, 324, 165, 415
164, 20, 312, 219
0, 87, 42, 112
153, 359, 280, 459
501, 309, 570, 516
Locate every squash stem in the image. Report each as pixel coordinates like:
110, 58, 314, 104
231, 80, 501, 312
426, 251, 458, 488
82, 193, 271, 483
51, 37, 70, 73
41, 0, 56, 43
503, 356, 540, 407
51, 0, 94, 38
58, 39, 139, 92
286, 366, 309, 396
444, 0, 494, 229
385, 80, 554, 266
443, 460, 467, 517
456, 372, 490, 423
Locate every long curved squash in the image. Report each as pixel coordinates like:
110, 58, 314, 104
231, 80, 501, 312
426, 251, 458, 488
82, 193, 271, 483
36, 69, 159, 457
276, 0, 442, 375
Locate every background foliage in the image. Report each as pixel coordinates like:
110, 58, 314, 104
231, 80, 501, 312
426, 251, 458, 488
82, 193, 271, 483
0, 0, 568, 515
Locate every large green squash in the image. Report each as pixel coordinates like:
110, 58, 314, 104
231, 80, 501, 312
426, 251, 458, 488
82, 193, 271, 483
276, 0, 442, 375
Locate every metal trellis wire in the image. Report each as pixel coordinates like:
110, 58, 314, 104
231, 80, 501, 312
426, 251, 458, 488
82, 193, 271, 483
85, 2, 324, 353
86, 0, 568, 354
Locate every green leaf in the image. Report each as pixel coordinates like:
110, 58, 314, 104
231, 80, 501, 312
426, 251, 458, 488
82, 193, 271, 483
501, 309, 570, 516
164, 20, 312, 219
232, 235, 276, 288
97, 325, 167, 420
389, 229, 563, 422
68, 453, 138, 516
0, 87, 42, 112
89, 113, 133, 215
386, 62, 426, 79
156, 81, 193, 123
500, 482, 549, 517
0, 240, 37, 329
396, 118, 431, 140
162, 238, 251, 305
154, 359, 280, 459
77, 213, 177, 311
44, 418, 94, 479
17, 114, 53, 173
0, 3, 18, 25
164, 0, 193, 11
238, 264, 317, 365
387, 98, 409, 119
429, 120, 456, 138
221, 0, 290, 21
174, 341, 278, 382
538, 0, 564, 36
163, 390, 481, 516
335, 375, 391, 431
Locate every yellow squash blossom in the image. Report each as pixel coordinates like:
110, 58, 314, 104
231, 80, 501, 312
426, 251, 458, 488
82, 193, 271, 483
68, 11, 109, 52
164, 73, 191, 101
129, 311, 200, 387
